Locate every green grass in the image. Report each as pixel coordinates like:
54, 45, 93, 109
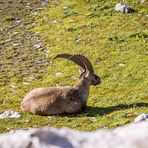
0, 0, 148, 133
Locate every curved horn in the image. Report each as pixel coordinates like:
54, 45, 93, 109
52, 53, 87, 70
75, 54, 94, 72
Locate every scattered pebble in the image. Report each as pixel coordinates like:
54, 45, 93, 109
56, 72, 62, 76
15, 18, 21, 23
119, 63, 126, 67
46, 50, 50, 57
71, 76, 78, 80
48, 116, 55, 120
2, 100, 6, 105
5, 39, 11, 43
135, 113, 148, 122
51, 20, 58, 24
10, 85, 18, 89
22, 119, 31, 123
63, 6, 69, 10
140, 0, 145, 3
89, 117, 97, 122
13, 32, 19, 35
0, 110, 21, 119
12, 43, 19, 46
75, 38, 81, 44
41, 0, 48, 6
31, 12, 38, 16
23, 82, 29, 85
26, 5, 32, 9
34, 43, 42, 49
28, 77, 35, 82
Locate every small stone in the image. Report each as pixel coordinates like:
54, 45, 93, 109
26, 5, 32, 9
11, 85, 18, 89
71, 76, 78, 80
134, 113, 148, 122
12, 43, 19, 46
5, 39, 11, 43
28, 77, 35, 82
31, 12, 38, 16
52, 20, 58, 24
13, 32, 19, 35
89, 117, 97, 122
23, 82, 29, 85
15, 18, 21, 23
56, 72, 62, 76
23, 119, 31, 123
2, 100, 6, 105
119, 63, 126, 67
63, 6, 69, 10
48, 116, 55, 120
46, 50, 50, 57
34, 43, 42, 49
75, 38, 81, 44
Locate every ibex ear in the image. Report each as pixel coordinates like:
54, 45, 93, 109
79, 68, 85, 74
85, 71, 90, 78
79, 68, 86, 78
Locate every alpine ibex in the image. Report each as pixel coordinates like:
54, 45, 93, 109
20, 54, 101, 115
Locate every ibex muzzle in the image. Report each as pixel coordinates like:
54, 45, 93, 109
20, 54, 101, 115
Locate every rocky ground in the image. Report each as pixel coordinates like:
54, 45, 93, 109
0, 0, 48, 86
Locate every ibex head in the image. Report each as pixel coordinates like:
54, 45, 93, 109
53, 54, 101, 86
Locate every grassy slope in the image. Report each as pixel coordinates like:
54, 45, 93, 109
0, 0, 148, 133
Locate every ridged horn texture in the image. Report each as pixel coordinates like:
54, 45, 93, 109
74, 54, 94, 73
52, 53, 94, 72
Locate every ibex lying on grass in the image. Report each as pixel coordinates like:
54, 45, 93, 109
20, 54, 101, 115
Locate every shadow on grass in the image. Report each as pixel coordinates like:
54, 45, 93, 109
60, 102, 148, 117
83, 102, 148, 117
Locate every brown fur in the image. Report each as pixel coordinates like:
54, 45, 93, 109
20, 71, 100, 115
21, 53, 101, 116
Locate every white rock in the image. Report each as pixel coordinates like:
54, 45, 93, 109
0, 110, 21, 119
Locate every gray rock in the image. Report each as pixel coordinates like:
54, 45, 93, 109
0, 122, 148, 148
115, 3, 135, 13
135, 113, 148, 122
0, 110, 21, 119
